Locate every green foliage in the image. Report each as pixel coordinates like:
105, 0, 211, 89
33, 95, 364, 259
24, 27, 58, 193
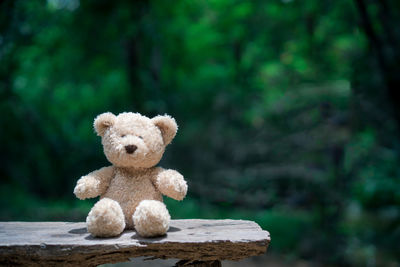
1, 0, 400, 266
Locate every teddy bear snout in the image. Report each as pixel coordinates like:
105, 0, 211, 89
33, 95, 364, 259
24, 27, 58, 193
125, 145, 137, 154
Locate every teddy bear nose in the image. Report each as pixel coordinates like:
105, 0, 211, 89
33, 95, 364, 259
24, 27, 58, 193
125, 145, 137, 154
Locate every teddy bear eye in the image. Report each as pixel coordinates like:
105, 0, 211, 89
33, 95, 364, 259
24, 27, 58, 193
138, 136, 143, 139
121, 134, 126, 138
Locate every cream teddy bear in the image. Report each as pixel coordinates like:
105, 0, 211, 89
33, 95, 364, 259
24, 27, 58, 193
73, 112, 187, 237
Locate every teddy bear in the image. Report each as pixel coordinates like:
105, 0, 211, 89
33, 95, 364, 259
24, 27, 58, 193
73, 112, 187, 237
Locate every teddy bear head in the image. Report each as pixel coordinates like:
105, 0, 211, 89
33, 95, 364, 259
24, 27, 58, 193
94, 112, 177, 168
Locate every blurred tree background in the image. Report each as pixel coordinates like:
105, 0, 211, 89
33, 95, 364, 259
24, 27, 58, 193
1, 0, 400, 266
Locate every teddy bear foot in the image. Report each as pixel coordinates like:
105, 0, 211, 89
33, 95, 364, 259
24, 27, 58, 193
133, 200, 171, 237
86, 198, 126, 237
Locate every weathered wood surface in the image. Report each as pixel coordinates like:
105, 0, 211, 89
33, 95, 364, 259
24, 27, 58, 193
0, 219, 270, 266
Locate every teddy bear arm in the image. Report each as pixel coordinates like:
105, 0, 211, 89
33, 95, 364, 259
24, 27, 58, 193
74, 166, 114, 200
155, 169, 187, 201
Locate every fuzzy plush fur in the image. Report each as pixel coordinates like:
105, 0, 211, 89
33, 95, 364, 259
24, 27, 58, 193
74, 112, 187, 237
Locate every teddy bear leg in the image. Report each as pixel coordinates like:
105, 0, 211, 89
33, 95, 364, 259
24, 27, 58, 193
132, 200, 171, 237
86, 198, 126, 237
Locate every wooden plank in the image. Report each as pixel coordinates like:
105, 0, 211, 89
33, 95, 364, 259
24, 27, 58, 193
0, 219, 270, 266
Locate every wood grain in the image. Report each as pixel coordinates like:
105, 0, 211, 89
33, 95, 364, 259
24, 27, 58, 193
0, 219, 270, 266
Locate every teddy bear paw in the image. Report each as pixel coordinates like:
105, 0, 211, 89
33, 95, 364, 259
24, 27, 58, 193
86, 198, 125, 237
73, 176, 100, 199
157, 170, 187, 200
174, 178, 188, 200
133, 200, 170, 237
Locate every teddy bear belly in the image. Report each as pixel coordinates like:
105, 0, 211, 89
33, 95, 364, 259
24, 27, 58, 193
101, 181, 163, 229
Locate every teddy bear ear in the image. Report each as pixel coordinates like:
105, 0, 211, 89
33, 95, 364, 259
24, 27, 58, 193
94, 112, 116, 136
152, 115, 178, 145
